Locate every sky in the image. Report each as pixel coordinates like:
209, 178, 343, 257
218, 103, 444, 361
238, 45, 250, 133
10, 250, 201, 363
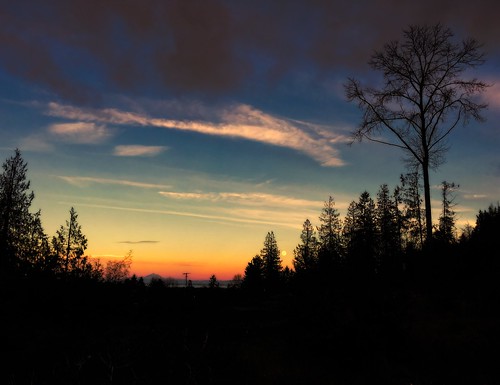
0, 0, 499, 280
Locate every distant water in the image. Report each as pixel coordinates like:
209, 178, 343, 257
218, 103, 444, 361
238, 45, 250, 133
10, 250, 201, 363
182, 280, 232, 288
140, 274, 231, 288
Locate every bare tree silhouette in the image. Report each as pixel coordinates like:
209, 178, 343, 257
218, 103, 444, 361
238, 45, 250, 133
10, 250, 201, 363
345, 24, 488, 242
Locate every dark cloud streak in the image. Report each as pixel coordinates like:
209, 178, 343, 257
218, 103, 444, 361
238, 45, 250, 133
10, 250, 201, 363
1, 0, 499, 103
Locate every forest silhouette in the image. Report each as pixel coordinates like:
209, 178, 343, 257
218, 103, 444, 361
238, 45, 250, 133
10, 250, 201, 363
1, 148, 499, 385
2, 23, 499, 385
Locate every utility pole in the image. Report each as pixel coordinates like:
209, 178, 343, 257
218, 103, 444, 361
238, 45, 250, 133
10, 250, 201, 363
183, 272, 190, 287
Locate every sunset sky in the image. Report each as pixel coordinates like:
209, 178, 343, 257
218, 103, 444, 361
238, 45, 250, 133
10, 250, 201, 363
1, 0, 499, 280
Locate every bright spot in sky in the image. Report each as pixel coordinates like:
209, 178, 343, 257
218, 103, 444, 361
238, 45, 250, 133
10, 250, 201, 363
281, 250, 287, 257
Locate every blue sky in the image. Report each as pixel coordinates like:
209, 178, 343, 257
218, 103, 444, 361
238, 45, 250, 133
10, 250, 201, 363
1, 0, 499, 279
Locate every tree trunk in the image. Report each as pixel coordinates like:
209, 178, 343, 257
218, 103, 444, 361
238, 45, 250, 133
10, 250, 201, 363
1, 166, 16, 269
65, 214, 73, 273
422, 158, 433, 243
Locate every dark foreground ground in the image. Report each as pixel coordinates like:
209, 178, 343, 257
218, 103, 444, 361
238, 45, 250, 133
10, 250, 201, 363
2, 277, 499, 385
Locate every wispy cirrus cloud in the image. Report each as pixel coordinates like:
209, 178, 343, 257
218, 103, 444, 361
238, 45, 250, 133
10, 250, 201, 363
57, 175, 171, 189
462, 193, 488, 200
158, 190, 322, 208
48, 122, 111, 144
57, 183, 346, 230
114, 145, 167, 157
486, 83, 500, 111
118, 240, 159, 244
46, 102, 349, 166
59, 201, 302, 229
21, 120, 111, 152
19, 133, 54, 152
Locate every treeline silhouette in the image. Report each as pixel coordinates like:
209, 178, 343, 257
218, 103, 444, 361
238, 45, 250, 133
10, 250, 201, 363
242, 180, 500, 299
1, 149, 500, 385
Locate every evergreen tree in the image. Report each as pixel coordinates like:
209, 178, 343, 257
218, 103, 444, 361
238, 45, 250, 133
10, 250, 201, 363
208, 274, 220, 289
317, 196, 343, 273
260, 231, 282, 290
293, 219, 319, 274
436, 181, 459, 244
243, 255, 264, 292
376, 184, 402, 277
471, 203, 500, 265
17, 210, 51, 274
472, 203, 500, 245
0, 149, 47, 274
342, 200, 358, 248
52, 207, 90, 277
343, 191, 377, 277
398, 171, 425, 249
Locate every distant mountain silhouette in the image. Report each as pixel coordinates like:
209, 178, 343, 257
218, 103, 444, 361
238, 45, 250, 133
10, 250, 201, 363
141, 273, 165, 284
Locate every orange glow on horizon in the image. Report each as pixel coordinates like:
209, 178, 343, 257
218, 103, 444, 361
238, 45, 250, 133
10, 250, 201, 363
92, 254, 245, 282
129, 260, 244, 281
